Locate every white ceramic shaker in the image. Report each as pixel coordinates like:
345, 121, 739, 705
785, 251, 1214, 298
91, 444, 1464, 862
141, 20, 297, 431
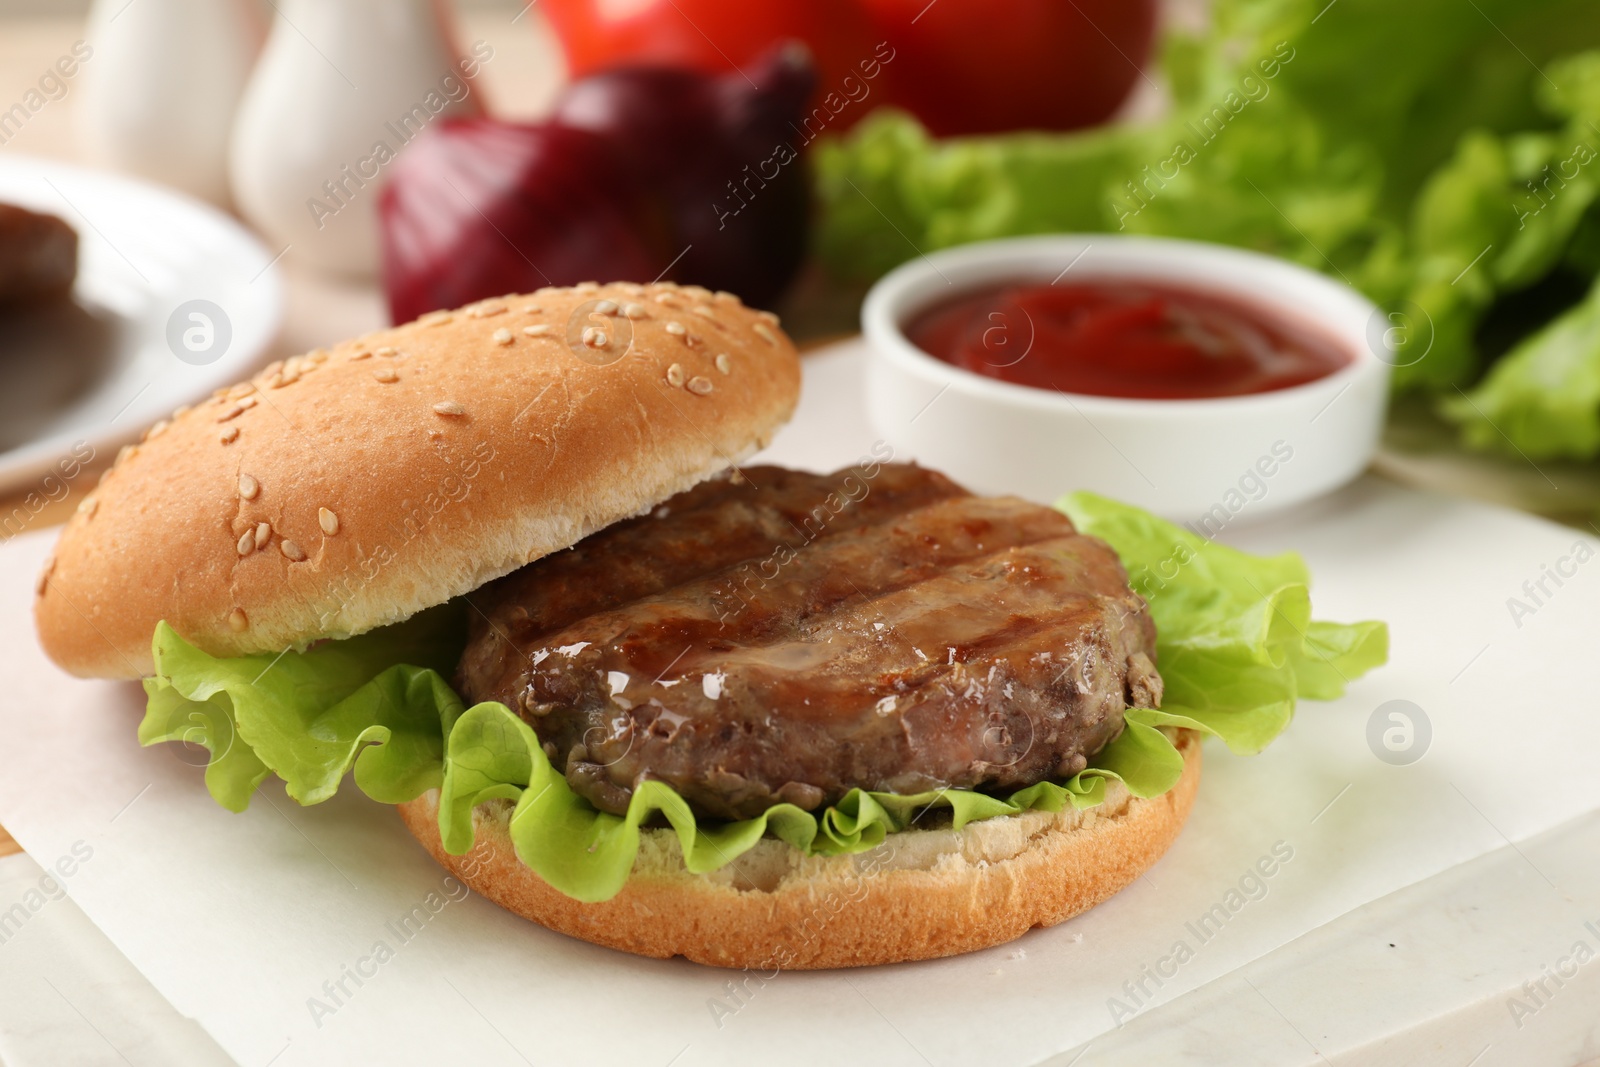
77, 0, 263, 207
229, 0, 484, 278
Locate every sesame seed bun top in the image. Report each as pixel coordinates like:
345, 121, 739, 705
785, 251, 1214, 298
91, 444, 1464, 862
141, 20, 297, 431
34, 282, 801, 680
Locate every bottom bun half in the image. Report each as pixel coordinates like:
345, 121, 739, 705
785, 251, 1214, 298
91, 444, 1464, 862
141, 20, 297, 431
397, 729, 1201, 970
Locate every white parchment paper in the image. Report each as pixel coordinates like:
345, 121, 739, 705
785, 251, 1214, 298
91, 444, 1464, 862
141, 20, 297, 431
1, 344, 1596, 1067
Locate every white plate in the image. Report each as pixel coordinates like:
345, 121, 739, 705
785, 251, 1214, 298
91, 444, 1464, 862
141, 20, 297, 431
0, 155, 282, 498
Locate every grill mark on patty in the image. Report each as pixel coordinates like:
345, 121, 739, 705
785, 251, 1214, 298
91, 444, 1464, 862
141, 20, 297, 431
464, 465, 964, 649
583, 503, 1100, 678
457, 465, 1161, 821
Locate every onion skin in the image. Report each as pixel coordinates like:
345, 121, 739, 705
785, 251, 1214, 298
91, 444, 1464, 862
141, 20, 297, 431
380, 122, 664, 326
550, 44, 815, 307
379, 46, 814, 324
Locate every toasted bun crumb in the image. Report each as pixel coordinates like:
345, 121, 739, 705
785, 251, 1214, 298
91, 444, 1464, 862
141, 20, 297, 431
398, 730, 1201, 969
35, 284, 799, 679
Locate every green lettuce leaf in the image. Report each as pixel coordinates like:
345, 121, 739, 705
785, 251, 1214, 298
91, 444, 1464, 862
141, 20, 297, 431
812, 112, 1137, 282
1428, 53, 1600, 458
141, 605, 465, 812
140, 497, 1386, 903
1060, 493, 1388, 753
1441, 273, 1600, 459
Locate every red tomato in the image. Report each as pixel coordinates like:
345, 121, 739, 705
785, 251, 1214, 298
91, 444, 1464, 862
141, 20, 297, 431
542, 0, 883, 123
861, 0, 1158, 136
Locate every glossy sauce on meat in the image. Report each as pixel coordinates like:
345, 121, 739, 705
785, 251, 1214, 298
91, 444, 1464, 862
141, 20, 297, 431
457, 465, 1162, 820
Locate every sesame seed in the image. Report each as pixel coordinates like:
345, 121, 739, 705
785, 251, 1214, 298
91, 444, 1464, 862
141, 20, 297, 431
691, 305, 720, 323
665, 321, 687, 336
715, 353, 731, 374
756, 309, 780, 325
595, 299, 619, 315
433, 401, 466, 416
219, 427, 240, 444
666, 363, 686, 387
469, 303, 507, 318
228, 608, 248, 632
714, 290, 739, 304
254, 521, 271, 549
374, 367, 399, 383
308, 349, 330, 364
239, 474, 259, 500
493, 328, 514, 346
319, 507, 339, 535
238, 396, 258, 410
582, 327, 608, 347
623, 303, 647, 320
575, 281, 600, 292
270, 373, 297, 388
349, 349, 372, 360
280, 539, 306, 562
687, 375, 714, 395
523, 324, 553, 337
217, 405, 244, 423
653, 293, 678, 306
144, 419, 169, 440
522, 304, 541, 314
116, 445, 136, 465
228, 382, 257, 399
377, 346, 399, 358
236, 529, 256, 556
78, 495, 97, 517
421, 311, 453, 326
753, 323, 778, 346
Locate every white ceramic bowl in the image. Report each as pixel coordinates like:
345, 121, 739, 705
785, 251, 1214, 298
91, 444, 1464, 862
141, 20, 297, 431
861, 235, 1391, 522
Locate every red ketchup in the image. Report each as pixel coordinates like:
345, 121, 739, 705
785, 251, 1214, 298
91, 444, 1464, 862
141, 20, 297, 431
906, 280, 1351, 400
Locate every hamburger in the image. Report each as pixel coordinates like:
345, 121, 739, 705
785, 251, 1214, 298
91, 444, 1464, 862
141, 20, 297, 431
33, 282, 1383, 969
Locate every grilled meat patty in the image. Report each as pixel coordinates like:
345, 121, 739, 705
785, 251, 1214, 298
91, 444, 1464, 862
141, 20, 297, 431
457, 464, 1162, 821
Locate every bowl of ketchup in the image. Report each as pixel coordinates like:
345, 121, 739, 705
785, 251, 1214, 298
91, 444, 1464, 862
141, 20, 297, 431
861, 235, 1391, 519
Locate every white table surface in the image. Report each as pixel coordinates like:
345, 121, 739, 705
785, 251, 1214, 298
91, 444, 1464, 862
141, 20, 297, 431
6, 817, 1598, 1067
0, 851, 231, 1067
